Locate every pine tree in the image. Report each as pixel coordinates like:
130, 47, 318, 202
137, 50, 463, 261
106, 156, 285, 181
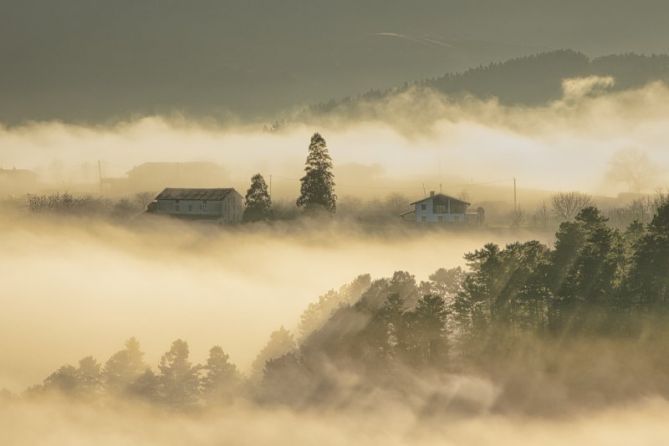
158, 339, 200, 408
556, 207, 624, 332
625, 200, 669, 313
410, 295, 448, 366
41, 357, 102, 398
127, 369, 160, 403
103, 337, 146, 395
201, 346, 241, 404
250, 327, 296, 381
243, 173, 272, 222
296, 133, 336, 213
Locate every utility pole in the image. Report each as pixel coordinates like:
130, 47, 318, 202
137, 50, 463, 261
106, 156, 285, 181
513, 177, 517, 213
98, 160, 103, 194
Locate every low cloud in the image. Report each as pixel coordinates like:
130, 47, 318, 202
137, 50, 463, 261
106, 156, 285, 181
1, 78, 668, 198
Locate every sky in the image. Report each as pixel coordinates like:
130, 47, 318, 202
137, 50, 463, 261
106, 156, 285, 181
2, 0, 669, 123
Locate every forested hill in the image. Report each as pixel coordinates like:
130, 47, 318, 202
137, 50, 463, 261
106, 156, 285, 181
430, 50, 669, 103
307, 50, 669, 115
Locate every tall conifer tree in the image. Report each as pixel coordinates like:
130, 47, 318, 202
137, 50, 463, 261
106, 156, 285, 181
296, 133, 336, 213
243, 173, 272, 222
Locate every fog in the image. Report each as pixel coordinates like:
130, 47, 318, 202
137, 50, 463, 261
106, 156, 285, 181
0, 213, 543, 392
3, 395, 669, 445
2, 78, 669, 199
3, 79, 669, 445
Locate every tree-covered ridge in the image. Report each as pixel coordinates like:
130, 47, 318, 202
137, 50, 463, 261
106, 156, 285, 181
308, 50, 669, 116
19, 198, 669, 413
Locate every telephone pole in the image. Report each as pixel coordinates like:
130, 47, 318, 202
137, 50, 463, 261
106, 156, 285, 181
98, 160, 103, 194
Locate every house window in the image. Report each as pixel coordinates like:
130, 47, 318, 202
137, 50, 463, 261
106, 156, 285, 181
202, 201, 207, 210
421, 203, 427, 210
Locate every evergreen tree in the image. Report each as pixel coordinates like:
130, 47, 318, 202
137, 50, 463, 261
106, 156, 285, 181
453, 243, 504, 341
544, 220, 586, 331
103, 337, 146, 395
250, 327, 297, 381
625, 201, 669, 313
76, 356, 102, 397
380, 293, 409, 359
409, 295, 448, 366
495, 241, 550, 333
243, 173, 272, 222
158, 339, 200, 408
42, 365, 79, 395
296, 133, 336, 213
201, 346, 241, 404
127, 369, 160, 403
298, 274, 372, 340
41, 357, 102, 398
426, 267, 466, 298
555, 207, 624, 332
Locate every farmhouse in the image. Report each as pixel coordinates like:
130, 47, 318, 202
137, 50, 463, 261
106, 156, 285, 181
0, 167, 38, 194
407, 191, 484, 225
147, 188, 243, 223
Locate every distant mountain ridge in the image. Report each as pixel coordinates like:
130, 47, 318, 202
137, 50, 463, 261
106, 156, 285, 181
307, 50, 669, 116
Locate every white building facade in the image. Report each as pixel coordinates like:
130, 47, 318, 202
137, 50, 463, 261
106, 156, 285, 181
409, 192, 483, 224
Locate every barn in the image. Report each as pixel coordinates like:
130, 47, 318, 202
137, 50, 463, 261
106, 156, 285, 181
147, 188, 243, 223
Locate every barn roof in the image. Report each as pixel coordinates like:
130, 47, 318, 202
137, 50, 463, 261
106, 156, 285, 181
155, 188, 236, 201
410, 193, 470, 206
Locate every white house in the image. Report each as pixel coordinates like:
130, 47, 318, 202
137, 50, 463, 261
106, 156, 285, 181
407, 191, 484, 225
147, 188, 243, 223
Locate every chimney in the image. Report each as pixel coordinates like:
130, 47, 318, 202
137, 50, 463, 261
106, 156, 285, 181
430, 190, 435, 197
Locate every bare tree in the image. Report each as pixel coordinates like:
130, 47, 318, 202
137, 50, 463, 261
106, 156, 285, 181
606, 148, 659, 193
551, 192, 593, 221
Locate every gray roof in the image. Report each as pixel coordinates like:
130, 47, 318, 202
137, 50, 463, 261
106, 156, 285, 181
155, 188, 236, 201
410, 193, 471, 206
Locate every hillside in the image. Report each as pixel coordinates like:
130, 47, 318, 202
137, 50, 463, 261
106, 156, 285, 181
307, 50, 669, 116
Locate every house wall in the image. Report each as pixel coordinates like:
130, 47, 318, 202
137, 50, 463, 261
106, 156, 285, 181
220, 192, 243, 223
414, 197, 467, 223
153, 191, 243, 223
156, 199, 223, 216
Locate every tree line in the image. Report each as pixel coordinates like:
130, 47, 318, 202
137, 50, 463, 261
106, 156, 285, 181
305, 50, 669, 118
242, 132, 336, 222
256, 199, 669, 409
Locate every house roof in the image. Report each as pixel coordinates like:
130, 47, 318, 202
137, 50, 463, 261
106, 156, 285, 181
0, 168, 37, 179
155, 188, 236, 201
127, 162, 225, 177
410, 193, 470, 206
